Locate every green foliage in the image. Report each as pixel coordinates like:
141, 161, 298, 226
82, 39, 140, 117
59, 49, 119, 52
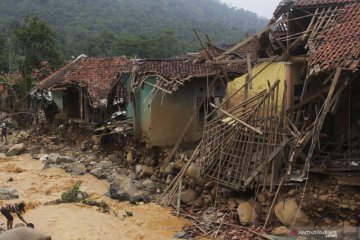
14, 15, 63, 91
61, 181, 81, 203
0, 0, 267, 59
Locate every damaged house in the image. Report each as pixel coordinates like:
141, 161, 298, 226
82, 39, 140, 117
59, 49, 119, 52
193, 0, 360, 193
33, 56, 129, 122
120, 58, 247, 147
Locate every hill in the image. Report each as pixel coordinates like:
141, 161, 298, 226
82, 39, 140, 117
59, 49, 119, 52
0, 0, 267, 58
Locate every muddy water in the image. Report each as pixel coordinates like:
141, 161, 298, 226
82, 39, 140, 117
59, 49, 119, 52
0, 154, 189, 239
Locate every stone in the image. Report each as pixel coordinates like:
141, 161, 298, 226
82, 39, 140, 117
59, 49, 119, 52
271, 226, 289, 236
180, 189, 198, 204
257, 193, 266, 203
91, 135, 102, 145
274, 198, 309, 226
140, 165, 155, 177
5, 143, 25, 157
186, 162, 207, 186
90, 168, 106, 179
288, 189, 297, 197
0, 225, 51, 240
135, 165, 143, 175
109, 175, 139, 201
56, 156, 75, 164
96, 160, 113, 169
126, 150, 135, 165
0, 187, 19, 200
70, 163, 87, 176
237, 200, 261, 224
142, 179, 155, 190
173, 232, 187, 239
324, 218, 333, 225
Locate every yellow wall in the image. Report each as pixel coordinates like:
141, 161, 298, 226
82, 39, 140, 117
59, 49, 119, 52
227, 62, 286, 108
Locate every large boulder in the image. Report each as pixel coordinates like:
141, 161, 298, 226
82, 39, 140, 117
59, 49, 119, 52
5, 143, 25, 157
237, 200, 261, 224
109, 175, 139, 201
0, 227, 51, 240
274, 198, 309, 227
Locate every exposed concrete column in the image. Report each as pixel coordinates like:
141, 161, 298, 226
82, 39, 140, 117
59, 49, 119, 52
285, 62, 293, 111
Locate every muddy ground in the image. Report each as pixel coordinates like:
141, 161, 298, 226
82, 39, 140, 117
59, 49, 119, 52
0, 153, 189, 240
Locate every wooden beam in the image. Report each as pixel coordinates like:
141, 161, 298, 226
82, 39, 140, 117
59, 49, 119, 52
302, 67, 342, 176
209, 103, 263, 135
215, 19, 286, 61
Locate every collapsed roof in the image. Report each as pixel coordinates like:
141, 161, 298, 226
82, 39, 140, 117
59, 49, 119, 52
267, 0, 360, 74
36, 56, 128, 109
121, 58, 247, 93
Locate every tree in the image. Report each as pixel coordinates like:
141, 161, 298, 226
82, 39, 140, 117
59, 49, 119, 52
15, 15, 62, 91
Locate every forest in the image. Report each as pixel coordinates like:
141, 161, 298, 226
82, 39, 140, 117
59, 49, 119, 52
0, 0, 267, 77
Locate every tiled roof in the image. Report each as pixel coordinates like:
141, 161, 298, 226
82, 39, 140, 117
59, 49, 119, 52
295, 0, 358, 7
122, 58, 247, 92
308, 2, 360, 71
37, 57, 128, 108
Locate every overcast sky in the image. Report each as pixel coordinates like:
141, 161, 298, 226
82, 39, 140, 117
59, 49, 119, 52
220, 0, 281, 18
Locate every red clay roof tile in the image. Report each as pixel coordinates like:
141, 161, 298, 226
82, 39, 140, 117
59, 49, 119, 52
37, 57, 128, 108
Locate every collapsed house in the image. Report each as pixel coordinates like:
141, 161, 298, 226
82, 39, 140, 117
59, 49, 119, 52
195, 0, 360, 192
119, 58, 247, 147
32, 56, 129, 122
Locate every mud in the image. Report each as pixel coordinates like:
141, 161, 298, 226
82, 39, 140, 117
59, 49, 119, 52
0, 154, 189, 239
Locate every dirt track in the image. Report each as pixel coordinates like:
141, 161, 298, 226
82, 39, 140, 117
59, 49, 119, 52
0, 154, 188, 240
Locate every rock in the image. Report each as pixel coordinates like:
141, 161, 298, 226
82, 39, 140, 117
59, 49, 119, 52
180, 189, 198, 204
70, 163, 87, 176
288, 189, 297, 197
140, 165, 155, 178
324, 217, 333, 224
271, 226, 289, 236
91, 135, 102, 145
135, 165, 143, 175
0, 187, 19, 200
142, 179, 155, 190
5, 143, 25, 157
186, 162, 207, 186
96, 160, 113, 169
47, 153, 60, 163
126, 150, 135, 165
39, 154, 48, 161
343, 221, 357, 235
56, 156, 76, 164
237, 200, 261, 224
257, 193, 266, 204
109, 175, 139, 201
174, 232, 187, 239
90, 168, 106, 179
274, 198, 309, 226
0, 225, 51, 240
